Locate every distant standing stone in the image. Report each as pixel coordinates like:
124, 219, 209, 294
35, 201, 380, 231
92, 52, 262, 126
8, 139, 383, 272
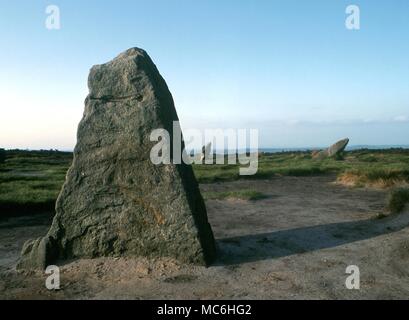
18, 48, 216, 270
313, 138, 349, 160
200, 142, 212, 162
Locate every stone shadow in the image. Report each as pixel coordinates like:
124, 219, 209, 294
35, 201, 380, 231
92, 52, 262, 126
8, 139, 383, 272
214, 212, 409, 265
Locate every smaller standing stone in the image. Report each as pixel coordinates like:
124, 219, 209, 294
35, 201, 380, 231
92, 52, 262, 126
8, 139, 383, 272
312, 138, 349, 160
200, 142, 212, 162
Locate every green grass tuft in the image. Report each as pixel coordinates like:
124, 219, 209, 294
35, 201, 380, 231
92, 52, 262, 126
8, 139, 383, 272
0, 149, 71, 217
203, 190, 269, 201
388, 188, 409, 214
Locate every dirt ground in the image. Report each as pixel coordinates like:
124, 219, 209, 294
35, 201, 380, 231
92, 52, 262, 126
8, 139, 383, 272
1, 174, 409, 299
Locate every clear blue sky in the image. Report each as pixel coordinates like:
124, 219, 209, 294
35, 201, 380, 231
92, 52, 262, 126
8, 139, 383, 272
0, 0, 408, 149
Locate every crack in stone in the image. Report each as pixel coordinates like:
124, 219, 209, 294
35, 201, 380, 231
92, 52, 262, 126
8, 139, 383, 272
90, 94, 143, 102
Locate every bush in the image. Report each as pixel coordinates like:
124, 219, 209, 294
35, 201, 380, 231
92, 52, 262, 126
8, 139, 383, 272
388, 188, 409, 213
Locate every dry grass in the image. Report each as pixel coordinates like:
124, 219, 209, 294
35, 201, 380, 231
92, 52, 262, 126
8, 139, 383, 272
336, 169, 409, 189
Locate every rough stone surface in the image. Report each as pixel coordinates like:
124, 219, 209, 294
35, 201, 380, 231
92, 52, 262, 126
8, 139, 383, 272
18, 48, 216, 270
313, 138, 349, 160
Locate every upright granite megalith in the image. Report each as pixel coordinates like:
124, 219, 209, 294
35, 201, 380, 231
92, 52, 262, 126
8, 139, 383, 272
18, 48, 216, 269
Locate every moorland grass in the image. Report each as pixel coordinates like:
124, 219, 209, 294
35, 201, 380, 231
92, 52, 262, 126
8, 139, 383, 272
0, 150, 71, 216
0, 148, 408, 217
194, 149, 409, 185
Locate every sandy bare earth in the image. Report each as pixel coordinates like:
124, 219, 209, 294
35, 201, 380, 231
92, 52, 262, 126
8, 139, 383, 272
1, 174, 409, 299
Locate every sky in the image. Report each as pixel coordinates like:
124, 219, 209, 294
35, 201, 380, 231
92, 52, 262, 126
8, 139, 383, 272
0, 0, 408, 150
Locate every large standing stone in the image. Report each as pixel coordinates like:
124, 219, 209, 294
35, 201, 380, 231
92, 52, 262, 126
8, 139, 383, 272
312, 138, 349, 160
18, 48, 216, 269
